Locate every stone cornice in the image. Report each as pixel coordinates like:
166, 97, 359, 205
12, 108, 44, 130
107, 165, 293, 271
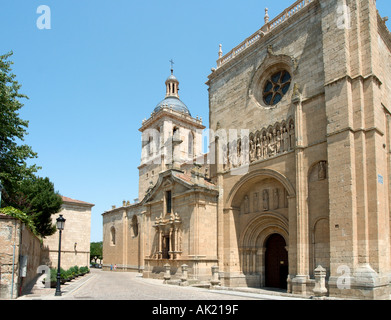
139, 108, 205, 132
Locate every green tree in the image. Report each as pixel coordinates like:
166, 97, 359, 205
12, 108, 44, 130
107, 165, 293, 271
0, 51, 40, 199
5, 176, 63, 237
90, 242, 103, 262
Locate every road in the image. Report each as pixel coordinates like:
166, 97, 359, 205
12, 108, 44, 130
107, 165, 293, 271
19, 268, 309, 301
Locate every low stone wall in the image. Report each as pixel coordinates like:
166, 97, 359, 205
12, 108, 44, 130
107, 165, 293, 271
0, 214, 43, 299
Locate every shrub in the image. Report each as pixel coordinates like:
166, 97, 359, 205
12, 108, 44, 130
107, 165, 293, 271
79, 266, 90, 274
0, 207, 38, 237
50, 268, 57, 283
73, 266, 79, 275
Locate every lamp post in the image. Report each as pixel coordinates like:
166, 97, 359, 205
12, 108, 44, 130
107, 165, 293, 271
55, 214, 66, 297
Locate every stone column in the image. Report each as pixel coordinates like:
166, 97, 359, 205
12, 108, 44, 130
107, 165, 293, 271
224, 208, 241, 275
158, 230, 163, 260
252, 249, 257, 275
169, 228, 174, 260
292, 85, 310, 294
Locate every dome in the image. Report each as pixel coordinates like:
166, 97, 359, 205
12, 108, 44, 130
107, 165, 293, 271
166, 74, 179, 82
154, 96, 191, 116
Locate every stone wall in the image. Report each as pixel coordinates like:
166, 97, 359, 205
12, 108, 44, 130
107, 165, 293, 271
102, 203, 144, 272
43, 199, 93, 270
0, 214, 43, 299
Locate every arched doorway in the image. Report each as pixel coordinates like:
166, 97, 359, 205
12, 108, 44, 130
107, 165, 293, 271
265, 234, 288, 289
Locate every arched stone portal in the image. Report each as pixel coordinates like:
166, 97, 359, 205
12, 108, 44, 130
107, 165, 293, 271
228, 168, 293, 289
239, 213, 289, 288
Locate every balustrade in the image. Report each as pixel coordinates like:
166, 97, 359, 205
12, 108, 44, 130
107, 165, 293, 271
216, 0, 312, 69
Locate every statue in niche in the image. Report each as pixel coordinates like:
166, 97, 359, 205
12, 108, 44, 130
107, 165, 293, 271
273, 188, 280, 210
230, 141, 237, 168
289, 123, 295, 149
237, 139, 242, 167
262, 135, 268, 159
263, 189, 269, 211
222, 143, 228, 170
254, 193, 259, 212
318, 161, 327, 180
283, 127, 289, 152
226, 143, 230, 169
276, 129, 282, 154
249, 139, 256, 162
243, 195, 249, 214
255, 137, 261, 160
267, 132, 274, 157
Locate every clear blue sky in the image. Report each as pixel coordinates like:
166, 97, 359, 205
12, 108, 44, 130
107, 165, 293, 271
1, 0, 390, 242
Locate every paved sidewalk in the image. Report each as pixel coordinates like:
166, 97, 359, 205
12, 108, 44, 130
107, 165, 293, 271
17, 271, 98, 300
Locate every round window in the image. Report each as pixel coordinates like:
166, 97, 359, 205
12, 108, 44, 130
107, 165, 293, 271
263, 70, 291, 106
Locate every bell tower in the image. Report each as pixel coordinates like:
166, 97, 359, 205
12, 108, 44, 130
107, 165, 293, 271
138, 66, 205, 201
165, 61, 180, 98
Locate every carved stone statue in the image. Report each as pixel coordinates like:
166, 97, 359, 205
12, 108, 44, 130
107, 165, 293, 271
244, 195, 249, 214
273, 188, 279, 210
257, 137, 262, 160
283, 127, 289, 152
262, 135, 268, 159
230, 141, 237, 168
272, 129, 277, 156
237, 140, 242, 167
289, 123, 295, 149
267, 132, 274, 157
249, 139, 255, 162
263, 189, 269, 211
276, 130, 282, 154
222, 143, 228, 170
318, 161, 327, 180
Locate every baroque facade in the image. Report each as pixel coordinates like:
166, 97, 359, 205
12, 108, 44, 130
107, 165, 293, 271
102, 0, 391, 299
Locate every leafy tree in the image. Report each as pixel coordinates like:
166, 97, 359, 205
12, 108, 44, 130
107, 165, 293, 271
5, 176, 63, 238
90, 242, 103, 262
0, 52, 63, 238
22, 176, 63, 237
0, 51, 40, 203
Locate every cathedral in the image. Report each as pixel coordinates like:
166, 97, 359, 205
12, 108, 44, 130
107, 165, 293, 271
103, 0, 391, 299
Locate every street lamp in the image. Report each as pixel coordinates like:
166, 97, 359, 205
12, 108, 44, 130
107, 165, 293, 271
55, 214, 66, 297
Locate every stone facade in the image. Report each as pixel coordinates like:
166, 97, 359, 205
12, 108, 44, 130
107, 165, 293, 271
43, 196, 94, 270
102, 0, 391, 299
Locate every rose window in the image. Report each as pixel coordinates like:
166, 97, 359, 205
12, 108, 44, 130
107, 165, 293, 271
263, 71, 292, 106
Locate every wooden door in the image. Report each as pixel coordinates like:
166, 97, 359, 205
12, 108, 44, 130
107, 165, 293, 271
162, 236, 170, 260
265, 234, 288, 289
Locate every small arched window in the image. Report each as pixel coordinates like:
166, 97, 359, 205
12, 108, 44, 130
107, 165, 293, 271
110, 227, 116, 246
131, 215, 139, 237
